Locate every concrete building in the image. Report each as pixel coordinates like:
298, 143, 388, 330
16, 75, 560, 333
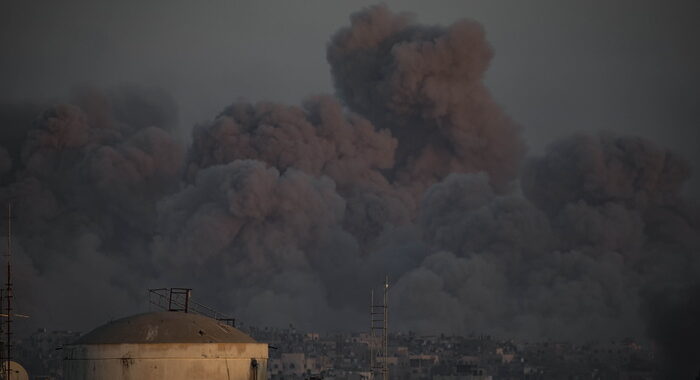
15, 328, 81, 378
63, 311, 267, 380
280, 352, 306, 376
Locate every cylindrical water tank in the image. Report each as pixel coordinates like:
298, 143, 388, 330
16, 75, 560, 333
63, 311, 267, 380
2, 361, 29, 380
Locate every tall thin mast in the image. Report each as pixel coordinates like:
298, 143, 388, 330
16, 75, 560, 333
369, 289, 374, 376
383, 276, 388, 380
0, 287, 3, 376
4, 203, 12, 380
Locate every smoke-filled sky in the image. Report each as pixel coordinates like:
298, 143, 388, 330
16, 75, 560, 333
1, 1, 699, 377
2, 1, 699, 184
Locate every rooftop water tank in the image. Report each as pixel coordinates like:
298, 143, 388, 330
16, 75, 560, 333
63, 311, 267, 380
2, 361, 29, 380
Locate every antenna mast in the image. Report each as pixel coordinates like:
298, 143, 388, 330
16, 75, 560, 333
4, 203, 12, 380
369, 288, 374, 377
369, 276, 389, 380
0, 287, 3, 377
383, 276, 388, 380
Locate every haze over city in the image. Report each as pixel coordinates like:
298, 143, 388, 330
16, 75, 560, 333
1, 1, 698, 378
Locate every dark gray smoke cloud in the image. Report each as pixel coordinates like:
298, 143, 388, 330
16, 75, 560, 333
0, 5, 697, 376
185, 95, 412, 245
0, 147, 11, 176
155, 159, 362, 329
522, 133, 691, 215
327, 6, 525, 194
1, 86, 184, 331
0, 103, 48, 182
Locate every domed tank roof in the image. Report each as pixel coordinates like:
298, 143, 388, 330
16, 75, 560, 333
5, 361, 29, 380
73, 311, 256, 345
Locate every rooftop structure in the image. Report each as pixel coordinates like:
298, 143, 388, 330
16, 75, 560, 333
73, 311, 254, 345
64, 294, 267, 380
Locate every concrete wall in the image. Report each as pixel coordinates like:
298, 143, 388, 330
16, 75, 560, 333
63, 343, 268, 380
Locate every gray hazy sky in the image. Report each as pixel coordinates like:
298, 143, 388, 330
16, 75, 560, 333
2, 0, 699, 191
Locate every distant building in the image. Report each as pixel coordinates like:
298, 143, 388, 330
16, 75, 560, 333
433, 376, 491, 380
15, 328, 81, 379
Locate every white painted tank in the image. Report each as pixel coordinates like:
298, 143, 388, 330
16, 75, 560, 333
63, 311, 267, 380
2, 361, 29, 380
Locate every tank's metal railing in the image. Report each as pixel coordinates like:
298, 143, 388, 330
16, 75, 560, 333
148, 288, 236, 327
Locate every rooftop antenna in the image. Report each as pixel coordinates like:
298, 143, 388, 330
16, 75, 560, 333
0, 203, 28, 380
370, 275, 389, 380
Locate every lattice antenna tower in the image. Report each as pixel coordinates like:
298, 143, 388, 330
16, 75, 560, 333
370, 276, 389, 380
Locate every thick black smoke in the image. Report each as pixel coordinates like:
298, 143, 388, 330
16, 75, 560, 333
0, 6, 697, 376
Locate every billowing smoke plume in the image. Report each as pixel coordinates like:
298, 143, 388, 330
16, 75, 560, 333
522, 133, 691, 215
328, 6, 525, 194
185, 96, 412, 244
0, 5, 697, 376
0, 102, 48, 183
0, 86, 184, 330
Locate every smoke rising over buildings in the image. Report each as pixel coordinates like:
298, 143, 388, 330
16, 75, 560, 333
0, 4, 698, 377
